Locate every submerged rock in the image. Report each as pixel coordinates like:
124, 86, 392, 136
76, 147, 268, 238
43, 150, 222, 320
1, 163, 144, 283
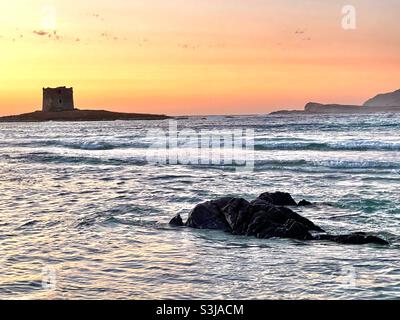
169, 214, 184, 227
314, 233, 389, 245
170, 192, 389, 246
298, 199, 313, 206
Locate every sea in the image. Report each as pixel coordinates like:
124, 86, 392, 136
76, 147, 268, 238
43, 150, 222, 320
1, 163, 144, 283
0, 113, 399, 299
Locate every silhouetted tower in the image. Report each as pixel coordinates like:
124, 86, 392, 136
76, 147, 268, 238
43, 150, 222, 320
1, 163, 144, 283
42, 87, 74, 112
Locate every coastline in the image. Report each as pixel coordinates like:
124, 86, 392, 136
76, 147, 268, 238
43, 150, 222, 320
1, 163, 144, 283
270, 104, 400, 115
270, 90, 400, 115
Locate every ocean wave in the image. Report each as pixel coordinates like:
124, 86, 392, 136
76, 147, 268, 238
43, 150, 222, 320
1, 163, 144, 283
255, 140, 400, 151
58, 138, 400, 152
1, 139, 149, 151
11, 152, 148, 166
183, 159, 400, 172
253, 159, 400, 170
310, 159, 400, 169
5, 149, 400, 171
336, 198, 395, 213
2, 135, 400, 153
44, 157, 400, 170
67, 141, 116, 150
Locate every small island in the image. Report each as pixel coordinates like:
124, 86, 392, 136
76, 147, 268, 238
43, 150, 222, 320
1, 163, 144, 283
0, 87, 170, 122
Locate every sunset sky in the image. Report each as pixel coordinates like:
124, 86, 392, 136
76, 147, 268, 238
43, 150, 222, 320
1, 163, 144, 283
1, 0, 399, 115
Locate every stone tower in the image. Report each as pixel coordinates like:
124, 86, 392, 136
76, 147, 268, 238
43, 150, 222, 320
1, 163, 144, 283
42, 87, 74, 112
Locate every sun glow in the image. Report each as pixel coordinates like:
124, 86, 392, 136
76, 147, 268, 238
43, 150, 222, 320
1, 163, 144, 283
41, 5, 57, 32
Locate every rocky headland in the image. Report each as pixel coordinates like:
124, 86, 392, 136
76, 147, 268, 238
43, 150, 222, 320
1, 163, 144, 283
364, 89, 400, 107
271, 89, 400, 115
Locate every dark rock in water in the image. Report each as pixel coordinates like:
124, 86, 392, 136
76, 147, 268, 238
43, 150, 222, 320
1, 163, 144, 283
282, 219, 314, 240
221, 198, 251, 235
248, 200, 323, 233
185, 197, 233, 231
258, 191, 297, 206
169, 214, 184, 227
298, 199, 313, 206
170, 192, 389, 246
314, 232, 390, 245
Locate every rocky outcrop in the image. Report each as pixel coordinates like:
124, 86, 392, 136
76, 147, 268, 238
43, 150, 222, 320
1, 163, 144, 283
0, 110, 170, 122
363, 89, 400, 107
170, 192, 389, 246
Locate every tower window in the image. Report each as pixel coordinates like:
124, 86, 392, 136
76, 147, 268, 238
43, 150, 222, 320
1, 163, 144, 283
59, 99, 62, 104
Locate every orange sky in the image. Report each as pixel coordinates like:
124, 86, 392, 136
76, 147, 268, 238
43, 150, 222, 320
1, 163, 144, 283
1, 0, 399, 115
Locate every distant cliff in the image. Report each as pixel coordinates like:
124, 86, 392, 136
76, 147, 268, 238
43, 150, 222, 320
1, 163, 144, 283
303, 102, 400, 114
363, 89, 400, 107
304, 103, 362, 113
271, 88, 400, 115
